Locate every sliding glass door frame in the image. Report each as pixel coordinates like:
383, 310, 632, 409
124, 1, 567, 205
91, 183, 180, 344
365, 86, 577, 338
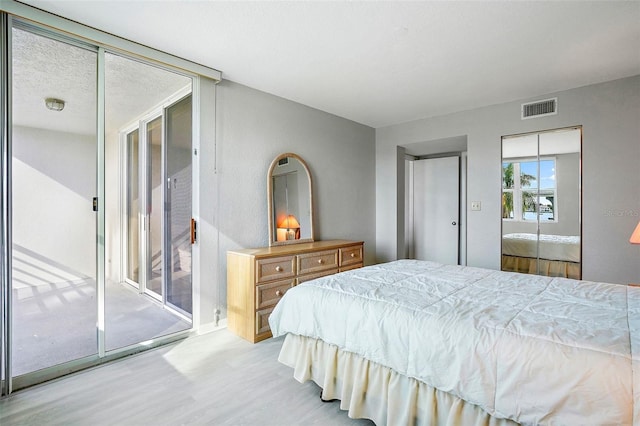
0, 6, 210, 393
0, 12, 11, 396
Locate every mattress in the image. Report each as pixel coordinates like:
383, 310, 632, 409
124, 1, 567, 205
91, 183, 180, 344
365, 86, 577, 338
502, 233, 580, 262
269, 259, 639, 425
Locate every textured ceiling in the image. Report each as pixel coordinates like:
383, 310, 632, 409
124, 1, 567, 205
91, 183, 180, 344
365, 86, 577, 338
15, 1, 640, 129
12, 28, 191, 136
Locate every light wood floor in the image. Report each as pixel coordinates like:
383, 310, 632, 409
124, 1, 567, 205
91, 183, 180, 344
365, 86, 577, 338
0, 329, 374, 425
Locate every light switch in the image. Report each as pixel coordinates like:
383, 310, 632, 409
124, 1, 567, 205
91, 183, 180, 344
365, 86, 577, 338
471, 201, 481, 211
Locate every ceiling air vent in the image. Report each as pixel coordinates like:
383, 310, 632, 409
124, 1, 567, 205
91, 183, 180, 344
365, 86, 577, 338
521, 98, 557, 120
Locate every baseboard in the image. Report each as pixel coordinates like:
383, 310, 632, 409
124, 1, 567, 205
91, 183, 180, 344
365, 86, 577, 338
196, 318, 228, 335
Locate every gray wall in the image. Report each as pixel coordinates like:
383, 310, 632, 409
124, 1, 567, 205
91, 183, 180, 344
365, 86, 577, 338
215, 80, 376, 318
376, 75, 640, 284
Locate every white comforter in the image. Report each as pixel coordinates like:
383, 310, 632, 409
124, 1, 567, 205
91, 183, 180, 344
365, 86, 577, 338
502, 233, 580, 262
270, 260, 639, 425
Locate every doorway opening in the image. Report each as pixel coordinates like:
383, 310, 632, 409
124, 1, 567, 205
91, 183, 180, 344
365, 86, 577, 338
120, 88, 194, 322
401, 136, 468, 265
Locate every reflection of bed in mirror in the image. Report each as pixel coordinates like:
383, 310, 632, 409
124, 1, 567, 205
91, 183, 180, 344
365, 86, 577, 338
501, 232, 580, 279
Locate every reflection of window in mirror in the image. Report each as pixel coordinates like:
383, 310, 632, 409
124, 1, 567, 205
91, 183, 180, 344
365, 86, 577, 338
502, 158, 557, 222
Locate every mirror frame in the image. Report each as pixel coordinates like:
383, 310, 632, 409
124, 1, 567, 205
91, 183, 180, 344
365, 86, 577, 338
267, 152, 314, 246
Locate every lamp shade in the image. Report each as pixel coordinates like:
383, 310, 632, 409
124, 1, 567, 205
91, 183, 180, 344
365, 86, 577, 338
631, 220, 640, 244
278, 214, 300, 229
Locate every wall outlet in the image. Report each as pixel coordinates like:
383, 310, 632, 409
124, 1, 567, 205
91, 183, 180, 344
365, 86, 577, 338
471, 201, 481, 211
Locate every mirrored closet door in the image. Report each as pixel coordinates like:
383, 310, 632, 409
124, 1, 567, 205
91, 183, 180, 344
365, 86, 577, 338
501, 127, 581, 279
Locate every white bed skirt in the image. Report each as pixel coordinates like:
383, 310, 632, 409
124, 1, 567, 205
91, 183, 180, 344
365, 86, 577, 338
278, 334, 518, 426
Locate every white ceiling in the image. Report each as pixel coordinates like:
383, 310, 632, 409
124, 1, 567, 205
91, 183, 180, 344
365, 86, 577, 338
18, 0, 640, 129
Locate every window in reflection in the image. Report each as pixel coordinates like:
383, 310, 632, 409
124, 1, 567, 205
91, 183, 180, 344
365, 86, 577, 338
503, 159, 556, 222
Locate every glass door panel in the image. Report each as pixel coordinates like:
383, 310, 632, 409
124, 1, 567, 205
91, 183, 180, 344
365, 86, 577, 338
105, 52, 192, 351
165, 95, 192, 315
11, 27, 98, 376
126, 129, 140, 284
146, 116, 163, 299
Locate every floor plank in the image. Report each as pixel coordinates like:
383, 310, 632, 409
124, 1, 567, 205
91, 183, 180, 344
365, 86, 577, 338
0, 329, 374, 425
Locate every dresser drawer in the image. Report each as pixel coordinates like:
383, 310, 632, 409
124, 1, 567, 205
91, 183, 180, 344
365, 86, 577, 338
255, 255, 295, 283
256, 279, 294, 309
340, 263, 363, 273
297, 249, 339, 275
297, 268, 338, 284
256, 306, 274, 335
340, 245, 363, 267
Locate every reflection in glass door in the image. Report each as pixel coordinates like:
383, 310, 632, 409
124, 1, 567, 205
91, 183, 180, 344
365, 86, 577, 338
11, 27, 98, 376
106, 51, 193, 351
126, 97, 193, 313
146, 116, 163, 300
166, 95, 192, 315
125, 129, 140, 284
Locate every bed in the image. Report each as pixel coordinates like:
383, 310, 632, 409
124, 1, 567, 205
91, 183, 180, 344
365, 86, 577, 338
269, 259, 639, 425
501, 233, 581, 279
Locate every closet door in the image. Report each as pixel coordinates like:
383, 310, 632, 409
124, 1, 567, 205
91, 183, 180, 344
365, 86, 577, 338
413, 156, 460, 264
501, 127, 581, 279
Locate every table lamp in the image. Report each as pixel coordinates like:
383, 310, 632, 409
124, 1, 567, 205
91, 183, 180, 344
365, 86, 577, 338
631, 220, 640, 244
630, 220, 640, 287
278, 215, 300, 240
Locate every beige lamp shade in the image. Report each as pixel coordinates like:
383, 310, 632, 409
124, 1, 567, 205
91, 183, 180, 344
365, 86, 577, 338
631, 221, 640, 244
278, 215, 300, 230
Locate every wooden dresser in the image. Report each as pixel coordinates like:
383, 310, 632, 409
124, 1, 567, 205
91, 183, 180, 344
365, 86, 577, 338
227, 240, 364, 343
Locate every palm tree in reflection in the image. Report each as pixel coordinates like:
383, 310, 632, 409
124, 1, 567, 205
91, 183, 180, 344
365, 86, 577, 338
502, 162, 537, 219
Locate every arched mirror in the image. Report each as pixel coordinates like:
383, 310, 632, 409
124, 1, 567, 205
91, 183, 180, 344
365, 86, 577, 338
267, 153, 314, 246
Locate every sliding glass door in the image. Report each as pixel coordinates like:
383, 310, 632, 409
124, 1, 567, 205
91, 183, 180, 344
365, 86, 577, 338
146, 115, 164, 300
120, 97, 193, 315
106, 51, 193, 351
10, 24, 103, 379
125, 129, 140, 284
165, 95, 193, 315
10, 26, 98, 377
0, 13, 203, 393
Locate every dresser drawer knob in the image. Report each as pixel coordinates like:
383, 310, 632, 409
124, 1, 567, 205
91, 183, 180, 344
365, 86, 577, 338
317, 259, 323, 264
275, 290, 283, 297
350, 253, 356, 258
275, 266, 282, 272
